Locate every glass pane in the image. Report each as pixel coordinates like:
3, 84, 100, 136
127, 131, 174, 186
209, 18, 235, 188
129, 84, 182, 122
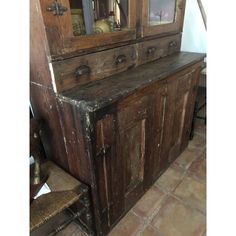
69, 0, 128, 36
149, 0, 176, 26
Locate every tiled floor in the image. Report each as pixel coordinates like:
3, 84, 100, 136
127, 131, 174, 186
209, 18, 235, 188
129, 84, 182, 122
33, 90, 206, 236
108, 120, 206, 236
51, 118, 206, 236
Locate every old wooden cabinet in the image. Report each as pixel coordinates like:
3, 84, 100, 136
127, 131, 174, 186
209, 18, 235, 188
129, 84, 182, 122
52, 53, 204, 235
30, 0, 205, 235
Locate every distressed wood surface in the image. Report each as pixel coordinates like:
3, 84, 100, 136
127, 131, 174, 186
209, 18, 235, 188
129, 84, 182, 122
31, 1, 203, 235
38, 0, 136, 59
30, 84, 69, 170
35, 0, 186, 61
30, 0, 53, 88
60, 52, 205, 110
57, 52, 204, 235
53, 44, 137, 92
137, 34, 181, 65
55, 99, 92, 184
52, 34, 182, 92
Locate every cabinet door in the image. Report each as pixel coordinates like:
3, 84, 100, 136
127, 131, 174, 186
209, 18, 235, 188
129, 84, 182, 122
167, 71, 194, 163
95, 114, 115, 232
117, 94, 153, 211
39, 0, 136, 59
180, 67, 202, 152
150, 84, 168, 181
94, 93, 152, 231
141, 0, 186, 37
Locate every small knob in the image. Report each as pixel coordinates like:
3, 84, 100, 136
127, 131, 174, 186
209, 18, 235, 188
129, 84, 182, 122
169, 40, 177, 48
147, 46, 157, 54
116, 55, 127, 65
75, 65, 91, 78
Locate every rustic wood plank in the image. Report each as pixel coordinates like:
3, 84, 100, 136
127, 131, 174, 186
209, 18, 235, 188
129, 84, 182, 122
137, 34, 181, 65
53, 44, 137, 92
60, 52, 205, 111
30, 84, 69, 171
30, 0, 53, 88
55, 99, 92, 184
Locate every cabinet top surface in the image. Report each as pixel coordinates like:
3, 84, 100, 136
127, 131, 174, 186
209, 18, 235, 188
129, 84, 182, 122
60, 52, 205, 111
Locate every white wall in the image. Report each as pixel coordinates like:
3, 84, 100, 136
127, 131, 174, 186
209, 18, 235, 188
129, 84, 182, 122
181, 0, 206, 53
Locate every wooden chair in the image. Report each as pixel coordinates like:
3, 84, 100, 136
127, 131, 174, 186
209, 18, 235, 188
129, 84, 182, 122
30, 118, 94, 235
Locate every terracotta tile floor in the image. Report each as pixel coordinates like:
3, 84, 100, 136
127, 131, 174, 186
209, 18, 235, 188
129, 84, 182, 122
36, 118, 206, 236
108, 120, 206, 236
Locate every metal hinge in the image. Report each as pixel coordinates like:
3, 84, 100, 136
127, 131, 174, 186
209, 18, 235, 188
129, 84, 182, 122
47, 0, 67, 16
96, 144, 111, 158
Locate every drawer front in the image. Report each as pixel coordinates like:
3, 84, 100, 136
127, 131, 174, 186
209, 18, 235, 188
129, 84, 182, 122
137, 34, 181, 66
52, 45, 137, 92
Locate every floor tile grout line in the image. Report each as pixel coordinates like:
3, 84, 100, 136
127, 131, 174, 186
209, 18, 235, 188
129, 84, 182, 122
173, 149, 204, 173
186, 169, 206, 183
147, 224, 163, 236
169, 192, 206, 216
131, 190, 169, 230
146, 194, 170, 225
154, 166, 188, 195
170, 169, 206, 215
132, 134, 207, 235
135, 223, 164, 236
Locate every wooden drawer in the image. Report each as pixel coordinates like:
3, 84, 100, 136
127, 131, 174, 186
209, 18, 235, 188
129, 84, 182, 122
52, 45, 137, 92
137, 34, 181, 66
118, 95, 149, 131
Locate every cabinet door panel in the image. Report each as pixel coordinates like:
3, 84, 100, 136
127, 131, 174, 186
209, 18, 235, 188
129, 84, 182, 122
151, 85, 168, 180
122, 121, 145, 192
117, 95, 149, 210
119, 119, 146, 209
95, 95, 151, 229
168, 72, 193, 162
95, 115, 114, 230
141, 0, 186, 37
180, 67, 202, 151
39, 0, 136, 59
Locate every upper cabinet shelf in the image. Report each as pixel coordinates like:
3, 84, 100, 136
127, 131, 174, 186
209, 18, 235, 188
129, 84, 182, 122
41, 0, 136, 59
141, 0, 186, 38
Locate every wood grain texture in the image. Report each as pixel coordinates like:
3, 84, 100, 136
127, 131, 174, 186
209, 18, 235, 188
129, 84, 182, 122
137, 34, 181, 65
56, 54, 203, 235
52, 34, 182, 92
30, 83, 69, 171
61, 52, 205, 111
30, 1, 204, 235
55, 99, 92, 184
30, 0, 53, 88
53, 44, 137, 92
38, 0, 136, 59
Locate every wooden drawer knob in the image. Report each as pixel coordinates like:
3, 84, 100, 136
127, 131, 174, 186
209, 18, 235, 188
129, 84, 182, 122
169, 40, 177, 48
75, 65, 91, 78
147, 46, 157, 54
116, 55, 127, 65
